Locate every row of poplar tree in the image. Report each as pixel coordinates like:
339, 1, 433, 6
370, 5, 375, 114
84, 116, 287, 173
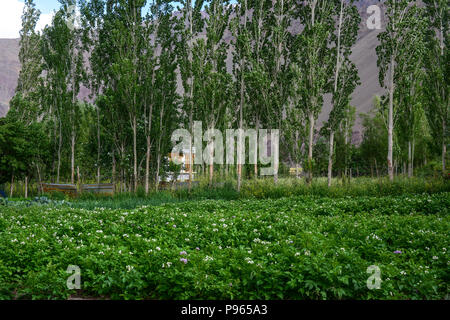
3, 0, 448, 194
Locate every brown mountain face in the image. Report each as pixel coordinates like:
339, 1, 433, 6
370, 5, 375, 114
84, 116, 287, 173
0, 39, 21, 117
0, 0, 385, 138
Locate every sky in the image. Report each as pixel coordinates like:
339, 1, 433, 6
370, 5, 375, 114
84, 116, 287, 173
0, 0, 57, 38
0, 0, 238, 39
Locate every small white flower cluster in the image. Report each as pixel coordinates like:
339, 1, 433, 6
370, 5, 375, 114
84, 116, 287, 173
366, 233, 382, 241
204, 256, 214, 262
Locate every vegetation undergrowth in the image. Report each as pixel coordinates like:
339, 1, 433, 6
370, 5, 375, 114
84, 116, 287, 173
0, 193, 448, 299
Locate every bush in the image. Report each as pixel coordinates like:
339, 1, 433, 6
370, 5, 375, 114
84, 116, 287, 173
416, 160, 446, 178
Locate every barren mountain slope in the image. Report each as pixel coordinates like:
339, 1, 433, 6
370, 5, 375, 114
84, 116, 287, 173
0, 39, 20, 117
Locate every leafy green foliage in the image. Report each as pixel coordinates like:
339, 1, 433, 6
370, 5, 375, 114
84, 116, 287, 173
0, 192, 448, 299
0, 117, 50, 184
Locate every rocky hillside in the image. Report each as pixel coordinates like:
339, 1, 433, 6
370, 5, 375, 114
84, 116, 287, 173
0, 39, 20, 117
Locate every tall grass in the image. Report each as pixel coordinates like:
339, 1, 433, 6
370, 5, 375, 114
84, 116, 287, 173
239, 176, 450, 199
5, 176, 448, 209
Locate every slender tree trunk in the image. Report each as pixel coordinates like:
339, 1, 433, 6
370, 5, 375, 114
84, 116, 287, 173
254, 117, 259, 179
156, 153, 161, 190
71, 129, 75, 184
145, 135, 151, 194
186, 2, 194, 192
328, 130, 334, 187
328, 0, 343, 187
273, 0, 283, 185
10, 174, 14, 198
237, 0, 247, 192
145, 68, 155, 195
387, 56, 395, 181
70, 67, 77, 185
344, 119, 349, 180
209, 139, 214, 186
442, 119, 446, 174
237, 66, 244, 191
408, 140, 413, 178
133, 115, 137, 192
57, 117, 62, 183
35, 163, 42, 194
188, 132, 193, 191
307, 112, 315, 184
112, 148, 116, 193
156, 111, 163, 190
120, 168, 123, 193
237, 78, 244, 191
440, 21, 446, 174
412, 138, 415, 175
96, 107, 101, 185
24, 176, 28, 198
51, 101, 57, 179
77, 166, 80, 193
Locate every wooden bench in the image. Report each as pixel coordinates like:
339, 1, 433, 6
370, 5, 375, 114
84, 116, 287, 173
41, 183, 78, 197
81, 183, 114, 195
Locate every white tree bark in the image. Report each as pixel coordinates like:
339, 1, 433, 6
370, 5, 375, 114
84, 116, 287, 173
24, 176, 28, 198
307, 111, 315, 184
71, 129, 75, 184
328, 130, 334, 187
387, 56, 395, 181
408, 140, 412, 178
237, 0, 247, 192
